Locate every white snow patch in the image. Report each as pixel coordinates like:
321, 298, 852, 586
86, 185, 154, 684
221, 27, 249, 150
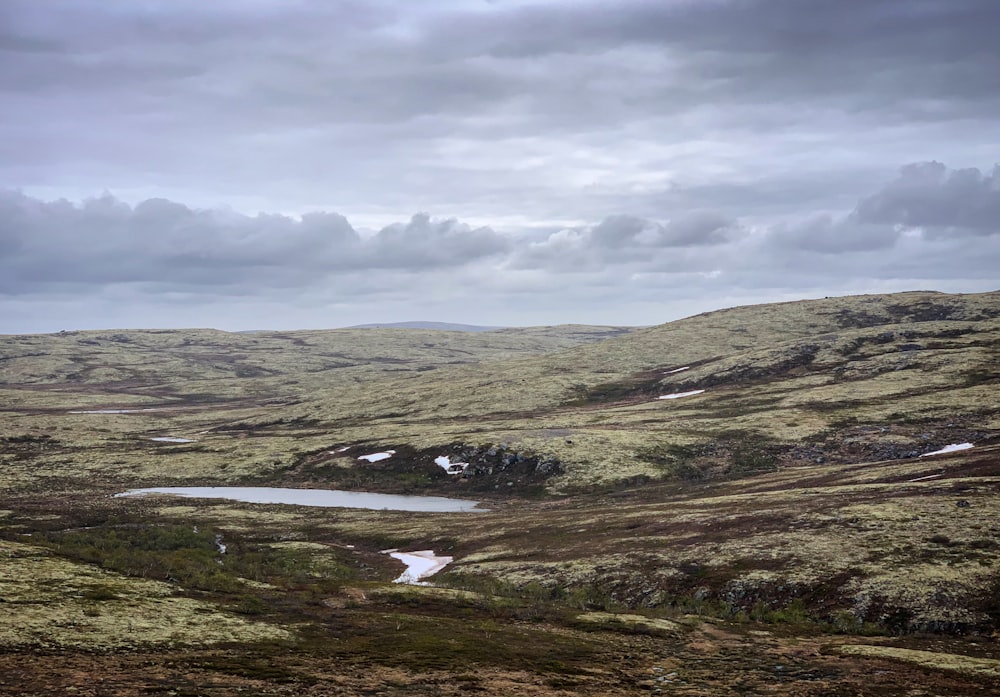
658, 390, 705, 400
919, 443, 973, 457
388, 550, 453, 584
358, 450, 396, 462
665, 366, 690, 374
150, 437, 195, 443
214, 534, 227, 554
332, 446, 350, 453
434, 455, 469, 475
906, 473, 944, 483
69, 408, 162, 414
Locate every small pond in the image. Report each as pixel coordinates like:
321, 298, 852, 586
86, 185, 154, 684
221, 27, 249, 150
114, 486, 485, 512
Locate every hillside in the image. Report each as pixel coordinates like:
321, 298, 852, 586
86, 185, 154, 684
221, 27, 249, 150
1, 291, 998, 695
241, 290, 1000, 488
0, 323, 634, 387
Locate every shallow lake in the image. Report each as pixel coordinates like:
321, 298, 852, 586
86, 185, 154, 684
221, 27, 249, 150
114, 486, 485, 512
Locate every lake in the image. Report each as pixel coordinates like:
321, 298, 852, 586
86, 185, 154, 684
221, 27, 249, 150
114, 486, 485, 512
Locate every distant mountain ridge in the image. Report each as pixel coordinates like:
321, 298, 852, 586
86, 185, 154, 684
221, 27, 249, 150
345, 321, 506, 332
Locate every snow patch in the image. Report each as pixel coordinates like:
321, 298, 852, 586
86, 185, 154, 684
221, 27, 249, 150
658, 390, 705, 400
69, 408, 162, 414
664, 366, 690, 374
151, 437, 195, 443
919, 443, 973, 457
434, 455, 469, 475
388, 550, 453, 584
906, 473, 944, 482
358, 450, 396, 462
331, 446, 351, 453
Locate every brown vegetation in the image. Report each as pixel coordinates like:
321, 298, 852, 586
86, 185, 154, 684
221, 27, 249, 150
1, 291, 998, 694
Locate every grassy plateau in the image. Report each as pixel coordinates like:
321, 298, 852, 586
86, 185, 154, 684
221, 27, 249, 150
1, 290, 998, 695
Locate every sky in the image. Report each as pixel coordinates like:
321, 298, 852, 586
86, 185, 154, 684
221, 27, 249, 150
2, 0, 999, 333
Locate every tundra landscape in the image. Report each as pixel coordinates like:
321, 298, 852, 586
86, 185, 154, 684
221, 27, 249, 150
5, 0, 1000, 693
1, 290, 998, 695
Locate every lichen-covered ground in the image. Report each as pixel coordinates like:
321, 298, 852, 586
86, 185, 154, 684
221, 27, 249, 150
1, 291, 998, 694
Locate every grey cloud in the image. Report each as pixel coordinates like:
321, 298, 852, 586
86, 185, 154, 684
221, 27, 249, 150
3, 0, 998, 229
1, 0, 998, 335
512, 212, 739, 272
855, 161, 1000, 236
728, 231, 1000, 295
760, 161, 1000, 254
2, 158, 1000, 333
370, 213, 511, 268
419, 0, 1000, 122
766, 214, 900, 254
659, 211, 739, 246
0, 191, 507, 295
590, 212, 736, 249
3, 162, 996, 303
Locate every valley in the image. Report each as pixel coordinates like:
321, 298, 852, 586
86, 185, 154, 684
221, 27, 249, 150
1, 290, 998, 695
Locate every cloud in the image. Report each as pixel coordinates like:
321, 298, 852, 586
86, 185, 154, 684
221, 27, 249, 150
513, 211, 741, 270
1, 0, 998, 334
591, 211, 737, 248
0, 191, 508, 295
766, 214, 900, 254
369, 213, 511, 268
760, 161, 1000, 255
2, 0, 998, 228
3, 160, 998, 314
855, 161, 1000, 236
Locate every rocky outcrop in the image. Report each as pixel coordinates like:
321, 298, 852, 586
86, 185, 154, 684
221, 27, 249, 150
441, 442, 563, 487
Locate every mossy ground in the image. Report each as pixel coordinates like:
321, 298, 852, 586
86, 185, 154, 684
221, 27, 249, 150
1, 292, 999, 694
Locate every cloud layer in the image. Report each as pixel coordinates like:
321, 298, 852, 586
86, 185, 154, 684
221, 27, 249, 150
3, 0, 999, 224
1, 1, 998, 330
0, 192, 510, 294
2, 161, 997, 331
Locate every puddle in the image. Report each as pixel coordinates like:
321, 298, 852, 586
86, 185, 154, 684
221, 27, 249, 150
114, 486, 485, 512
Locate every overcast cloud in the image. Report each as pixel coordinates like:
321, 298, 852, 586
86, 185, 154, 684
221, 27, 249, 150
1, 0, 998, 332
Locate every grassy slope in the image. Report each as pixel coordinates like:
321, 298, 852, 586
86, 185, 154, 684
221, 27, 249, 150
1, 292, 998, 695
0, 323, 633, 387
250, 290, 1000, 486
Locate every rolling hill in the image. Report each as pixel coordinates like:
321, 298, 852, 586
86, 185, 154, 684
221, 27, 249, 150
1, 291, 998, 695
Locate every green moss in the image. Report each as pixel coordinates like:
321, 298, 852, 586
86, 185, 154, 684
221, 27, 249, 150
834, 645, 1000, 678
